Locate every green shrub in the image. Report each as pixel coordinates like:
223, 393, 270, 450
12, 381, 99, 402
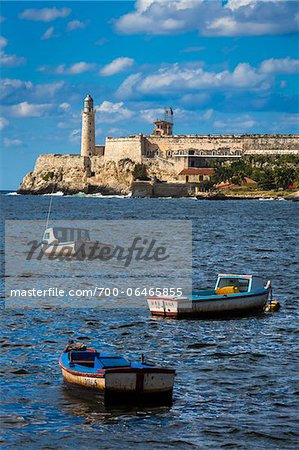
43, 172, 55, 181
133, 163, 149, 180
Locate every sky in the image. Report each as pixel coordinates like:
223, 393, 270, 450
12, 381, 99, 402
0, 0, 299, 190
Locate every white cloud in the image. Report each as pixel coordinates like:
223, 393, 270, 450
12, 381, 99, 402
3, 137, 23, 147
0, 79, 65, 106
139, 106, 205, 125
107, 127, 124, 136
34, 81, 65, 98
140, 107, 166, 123
67, 20, 87, 31
1, 78, 33, 90
100, 57, 135, 76
0, 36, 7, 48
0, 117, 9, 130
279, 113, 299, 126
41, 26, 55, 40
225, 0, 257, 11
0, 36, 26, 67
95, 37, 108, 46
115, 73, 142, 98
96, 101, 134, 123
19, 7, 71, 22
69, 129, 81, 143
115, 0, 298, 36
259, 58, 299, 74
0, 51, 26, 67
59, 102, 71, 111
9, 102, 52, 118
117, 62, 269, 98
203, 108, 213, 120
54, 62, 95, 75
214, 114, 256, 131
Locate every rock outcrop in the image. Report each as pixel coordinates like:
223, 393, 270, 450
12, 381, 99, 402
18, 154, 178, 195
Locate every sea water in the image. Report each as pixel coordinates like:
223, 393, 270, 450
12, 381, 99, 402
0, 194, 298, 449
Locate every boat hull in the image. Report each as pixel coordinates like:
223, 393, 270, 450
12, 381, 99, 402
59, 361, 175, 400
147, 290, 269, 318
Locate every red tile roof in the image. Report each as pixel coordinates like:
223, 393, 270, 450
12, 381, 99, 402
243, 177, 257, 184
178, 168, 215, 176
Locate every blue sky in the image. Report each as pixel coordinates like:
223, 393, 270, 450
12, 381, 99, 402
0, 0, 299, 189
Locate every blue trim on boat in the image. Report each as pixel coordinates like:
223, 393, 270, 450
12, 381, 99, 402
60, 352, 155, 375
191, 288, 268, 302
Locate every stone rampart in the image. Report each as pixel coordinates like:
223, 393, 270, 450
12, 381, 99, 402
144, 134, 299, 159
104, 135, 144, 163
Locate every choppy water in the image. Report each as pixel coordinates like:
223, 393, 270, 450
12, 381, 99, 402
1, 195, 298, 449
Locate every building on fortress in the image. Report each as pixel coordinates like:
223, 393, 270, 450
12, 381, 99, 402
81, 96, 299, 173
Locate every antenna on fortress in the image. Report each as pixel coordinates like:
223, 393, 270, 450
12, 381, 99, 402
164, 107, 174, 123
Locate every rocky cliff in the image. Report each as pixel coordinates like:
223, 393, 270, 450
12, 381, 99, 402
18, 154, 178, 195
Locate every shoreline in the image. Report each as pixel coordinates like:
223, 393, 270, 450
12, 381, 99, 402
7, 189, 299, 201
196, 190, 299, 201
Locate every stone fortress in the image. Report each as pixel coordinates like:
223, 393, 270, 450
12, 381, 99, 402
19, 95, 299, 195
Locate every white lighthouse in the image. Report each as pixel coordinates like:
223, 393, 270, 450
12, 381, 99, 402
81, 94, 95, 157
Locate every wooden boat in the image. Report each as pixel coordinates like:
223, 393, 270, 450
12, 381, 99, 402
59, 343, 175, 402
42, 227, 112, 258
147, 274, 271, 318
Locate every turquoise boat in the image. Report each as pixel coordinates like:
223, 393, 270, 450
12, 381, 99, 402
147, 274, 271, 318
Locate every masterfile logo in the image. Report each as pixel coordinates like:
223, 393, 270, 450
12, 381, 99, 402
26, 236, 170, 266
5, 220, 192, 308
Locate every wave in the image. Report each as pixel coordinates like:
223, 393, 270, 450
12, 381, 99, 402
65, 192, 130, 198
42, 191, 65, 196
5, 192, 20, 196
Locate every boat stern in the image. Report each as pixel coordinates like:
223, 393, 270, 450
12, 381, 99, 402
104, 367, 175, 398
147, 296, 192, 317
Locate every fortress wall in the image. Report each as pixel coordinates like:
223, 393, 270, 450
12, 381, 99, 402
143, 134, 299, 158
242, 135, 299, 151
144, 135, 244, 157
94, 145, 105, 156
245, 149, 299, 155
104, 136, 144, 163
34, 154, 90, 173
34, 154, 91, 184
20, 154, 92, 194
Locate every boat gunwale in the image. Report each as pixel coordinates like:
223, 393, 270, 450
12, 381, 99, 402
147, 288, 269, 303
59, 357, 175, 378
